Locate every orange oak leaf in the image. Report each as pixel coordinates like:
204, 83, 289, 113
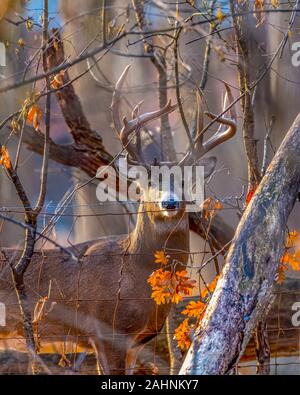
175, 277, 219, 350
253, 0, 266, 27
289, 256, 300, 271
277, 262, 288, 284
27, 105, 43, 130
50, 71, 65, 89
174, 318, 192, 351
154, 250, 169, 266
175, 270, 197, 297
286, 230, 299, 248
278, 230, 300, 283
148, 269, 196, 305
0, 146, 12, 170
201, 275, 220, 300
182, 300, 206, 319
202, 197, 222, 220
10, 118, 20, 133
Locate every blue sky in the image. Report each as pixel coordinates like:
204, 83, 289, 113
28, 0, 59, 13
26, 0, 59, 23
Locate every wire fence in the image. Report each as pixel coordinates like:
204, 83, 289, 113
0, 193, 300, 375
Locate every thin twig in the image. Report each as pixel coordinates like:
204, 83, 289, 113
34, 0, 51, 216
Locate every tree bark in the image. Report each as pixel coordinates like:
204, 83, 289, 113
230, 0, 261, 189
180, 113, 300, 375
254, 321, 270, 375
166, 306, 183, 375
175, 277, 300, 362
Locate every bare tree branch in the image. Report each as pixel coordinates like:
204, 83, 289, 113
230, 0, 261, 190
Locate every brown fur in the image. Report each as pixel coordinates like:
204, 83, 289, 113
0, 200, 189, 374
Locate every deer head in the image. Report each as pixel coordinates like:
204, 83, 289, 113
111, 65, 237, 222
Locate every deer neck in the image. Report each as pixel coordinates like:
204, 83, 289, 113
128, 202, 190, 256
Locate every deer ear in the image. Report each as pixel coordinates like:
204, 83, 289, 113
196, 156, 217, 179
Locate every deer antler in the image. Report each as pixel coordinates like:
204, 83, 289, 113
112, 65, 177, 165
201, 83, 236, 155
120, 99, 177, 149
203, 113, 236, 154
179, 83, 237, 165
111, 65, 131, 134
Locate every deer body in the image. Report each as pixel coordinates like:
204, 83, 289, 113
0, 201, 189, 374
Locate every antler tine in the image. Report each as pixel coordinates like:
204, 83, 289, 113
179, 83, 236, 166
177, 90, 206, 166
203, 112, 236, 152
201, 83, 236, 155
112, 66, 177, 165
120, 99, 177, 153
225, 82, 237, 124
132, 101, 144, 119
111, 64, 131, 133
216, 82, 236, 134
111, 65, 146, 164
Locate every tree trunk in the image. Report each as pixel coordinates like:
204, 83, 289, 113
180, 113, 300, 375
166, 306, 183, 375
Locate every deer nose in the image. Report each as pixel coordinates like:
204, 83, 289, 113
161, 195, 180, 210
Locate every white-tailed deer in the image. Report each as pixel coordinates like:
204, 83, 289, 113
0, 66, 236, 374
